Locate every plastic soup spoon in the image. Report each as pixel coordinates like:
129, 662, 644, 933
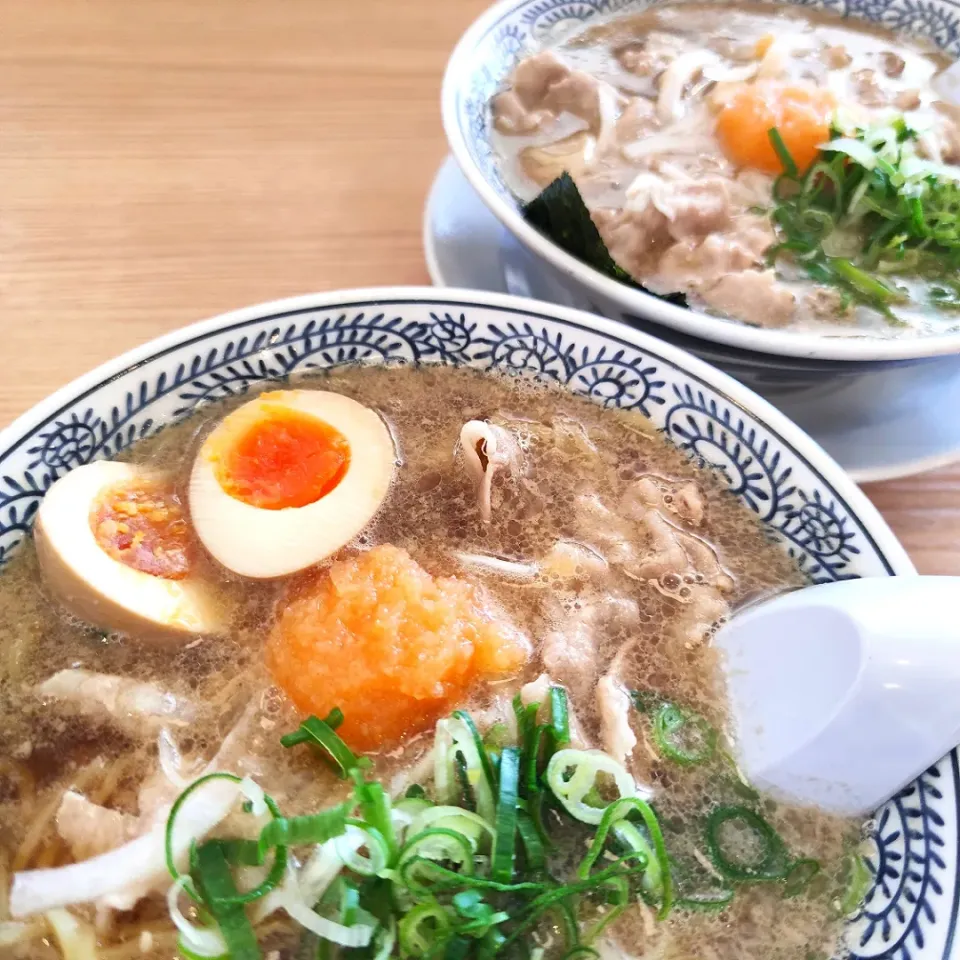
713, 576, 960, 816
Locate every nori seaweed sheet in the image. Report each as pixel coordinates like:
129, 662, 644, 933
522, 172, 687, 308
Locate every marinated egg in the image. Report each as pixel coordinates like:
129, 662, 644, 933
716, 83, 835, 173
189, 390, 395, 578
266, 544, 530, 750
34, 461, 224, 640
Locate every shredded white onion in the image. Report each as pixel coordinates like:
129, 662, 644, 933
657, 50, 718, 123
372, 919, 397, 960
282, 869, 374, 947
454, 553, 539, 581
820, 137, 879, 169
335, 824, 389, 877
623, 134, 717, 162
701, 62, 758, 83
158, 728, 190, 790
433, 719, 456, 805
166, 876, 228, 958
901, 154, 960, 182
239, 776, 268, 818
10, 773, 240, 917
45, 909, 98, 960
596, 82, 623, 153
299, 835, 357, 907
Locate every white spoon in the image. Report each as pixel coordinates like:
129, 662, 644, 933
713, 576, 960, 816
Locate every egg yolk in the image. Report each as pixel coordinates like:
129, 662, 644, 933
91, 480, 192, 579
716, 84, 835, 174
211, 394, 350, 510
266, 544, 530, 751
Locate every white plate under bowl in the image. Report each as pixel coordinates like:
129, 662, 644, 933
424, 156, 960, 484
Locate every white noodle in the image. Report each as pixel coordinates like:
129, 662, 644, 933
657, 50, 719, 122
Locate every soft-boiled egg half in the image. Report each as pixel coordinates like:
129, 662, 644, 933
34, 461, 225, 640
189, 389, 395, 578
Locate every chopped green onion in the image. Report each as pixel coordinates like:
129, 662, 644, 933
837, 852, 872, 916
718, 751, 761, 803
453, 712, 498, 801
579, 873, 630, 944
440, 716, 497, 824
338, 880, 360, 927
513, 697, 539, 746
372, 918, 397, 960
768, 115, 960, 318
257, 802, 350, 853
177, 942, 229, 960
190, 841, 261, 960
399, 828, 476, 880
443, 935, 472, 960
491, 747, 519, 883
768, 127, 799, 178
705, 806, 790, 883
281, 714, 368, 779
545, 749, 636, 825
578, 797, 673, 919
398, 858, 547, 896
483, 723, 510, 749
653, 704, 717, 766
522, 722, 546, 796
353, 776, 397, 863
830, 258, 905, 305
549, 686, 570, 748
398, 901, 451, 958
164, 772, 242, 888
675, 888, 735, 911
630, 690, 660, 715
821, 137, 879, 170
611, 820, 661, 900
335, 823, 390, 877
497, 859, 649, 952
451, 890, 509, 938
516, 809, 546, 871
407, 806, 494, 849
783, 858, 821, 898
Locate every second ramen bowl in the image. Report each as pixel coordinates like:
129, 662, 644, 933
440, 0, 960, 429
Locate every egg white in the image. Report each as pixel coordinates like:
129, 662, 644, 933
189, 390, 396, 578
34, 460, 225, 641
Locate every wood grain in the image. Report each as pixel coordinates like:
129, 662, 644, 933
0, 0, 956, 575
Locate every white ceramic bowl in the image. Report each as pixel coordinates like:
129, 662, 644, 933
0, 287, 952, 960
440, 0, 960, 425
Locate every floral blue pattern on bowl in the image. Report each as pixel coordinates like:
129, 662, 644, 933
0, 289, 949, 960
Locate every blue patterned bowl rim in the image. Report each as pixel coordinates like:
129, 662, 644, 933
440, 0, 960, 363
3, 286, 955, 960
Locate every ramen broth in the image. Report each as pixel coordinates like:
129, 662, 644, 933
0, 365, 860, 959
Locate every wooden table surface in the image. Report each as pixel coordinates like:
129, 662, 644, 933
0, 0, 957, 573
